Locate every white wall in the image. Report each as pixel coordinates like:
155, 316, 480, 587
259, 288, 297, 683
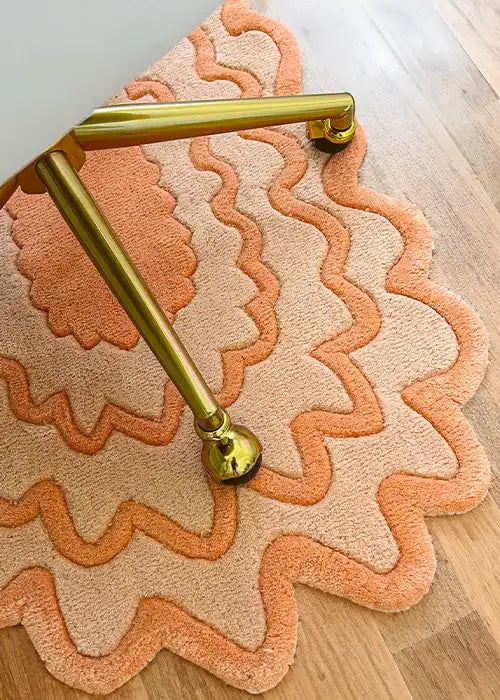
0, 0, 217, 183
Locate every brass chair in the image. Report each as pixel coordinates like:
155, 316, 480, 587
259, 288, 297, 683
0, 93, 356, 484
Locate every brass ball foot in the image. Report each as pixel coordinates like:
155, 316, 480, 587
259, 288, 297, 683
307, 117, 356, 152
195, 412, 262, 484
219, 453, 262, 485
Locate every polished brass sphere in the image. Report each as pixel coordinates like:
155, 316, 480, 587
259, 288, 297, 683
196, 412, 262, 484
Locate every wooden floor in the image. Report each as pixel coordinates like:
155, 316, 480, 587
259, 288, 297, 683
1, 0, 500, 698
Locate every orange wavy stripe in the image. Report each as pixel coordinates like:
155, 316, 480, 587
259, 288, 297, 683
322, 129, 488, 407
221, 0, 302, 96
189, 26, 261, 97
188, 136, 280, 405
0, 358, 186, 452
189, 24, 284, 406
0, 478, 236, 564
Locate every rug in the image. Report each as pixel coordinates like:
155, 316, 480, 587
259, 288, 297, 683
0, 0, 490, 693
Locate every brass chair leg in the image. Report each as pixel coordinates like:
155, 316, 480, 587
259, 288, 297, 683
35, 150, 262, 484
2, 92, 357, 484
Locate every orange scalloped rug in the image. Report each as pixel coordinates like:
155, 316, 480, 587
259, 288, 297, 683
0, 0, 490, 694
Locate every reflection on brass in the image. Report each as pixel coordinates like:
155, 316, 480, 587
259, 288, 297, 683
74, 93, 355, 149
195, 409, 263, 484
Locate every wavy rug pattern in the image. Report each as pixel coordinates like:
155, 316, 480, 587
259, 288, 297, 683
0, 0, 490, 693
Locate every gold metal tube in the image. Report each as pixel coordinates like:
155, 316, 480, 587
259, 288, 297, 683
74, 93, 354, 150
35, 150, 222, 429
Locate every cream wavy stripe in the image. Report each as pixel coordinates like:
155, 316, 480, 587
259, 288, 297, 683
127, 70, 280, 409
189, 24, 383, 506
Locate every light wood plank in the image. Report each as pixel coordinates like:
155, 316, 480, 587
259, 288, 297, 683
436, 0, 500, 96
431, 498, 500, 649
266, 587, 413, 700
0, 625, 149, 700
394, 613, 500, 700
358, 0, 500, 208
374, 538, 473, 653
